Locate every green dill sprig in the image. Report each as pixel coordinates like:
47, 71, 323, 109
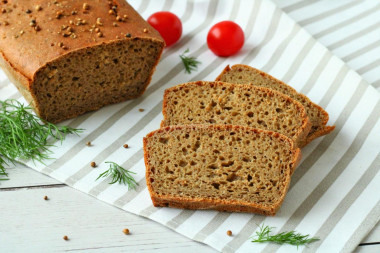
96, 161, 138, 190
251, 224, 319, 248
179, 48, 201, 74
0, 156, 8, 180
0, 99, 83, 180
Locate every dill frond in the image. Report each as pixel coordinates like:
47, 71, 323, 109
251, 224, 319, 248
96, 161, 138, 190
0, 99, 83, 180
179, 48, 201, 74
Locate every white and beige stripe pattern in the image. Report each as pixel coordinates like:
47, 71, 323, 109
1, 0, 379, 252
272, 0, 380, 91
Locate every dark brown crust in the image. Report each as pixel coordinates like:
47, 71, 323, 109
0, 0, 164, 122
216, 64, 335, 146
161, 81, 311, 148
305, 125, 335, 146
0, 0, 164, 80
143, 124, 301, 216
0, 51, 34, 105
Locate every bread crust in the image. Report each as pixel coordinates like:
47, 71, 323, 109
216, 64, 335, 146
161, 81, 311, 148
0, 51, 34, 102
0, 0, 164, 80
144, 124, 301, 216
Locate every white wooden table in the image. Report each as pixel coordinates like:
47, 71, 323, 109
1, 164, 379, 252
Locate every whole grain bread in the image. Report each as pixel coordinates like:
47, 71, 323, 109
144, 124, 301, 215
215, 64, 335, 146
161, 81, 311, 148
0, 0, 164, 123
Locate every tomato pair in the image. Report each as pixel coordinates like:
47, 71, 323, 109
148, 12, 244, 57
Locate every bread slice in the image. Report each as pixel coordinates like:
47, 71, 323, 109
144, 125, 301, 215
161, 81, 311, 148
215, 64, 335, 147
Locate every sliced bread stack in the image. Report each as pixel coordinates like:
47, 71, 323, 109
161, 81, 311, 148
143, 65, 334, 215
216, 64, 335, 147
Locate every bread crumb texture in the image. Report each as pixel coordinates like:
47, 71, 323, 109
162, 81, 310, 147
33, 39, 162, 122
216, 65, 334, 146
144, 125, 299, 215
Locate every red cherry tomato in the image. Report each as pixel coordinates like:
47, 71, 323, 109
207, 21, 245, 57
147, 11, 182, 47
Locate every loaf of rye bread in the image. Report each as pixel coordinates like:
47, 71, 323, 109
144, 125, 301, 215
161, 81, 311, 148
0, 0, 164, 123
216, 64, 335, 147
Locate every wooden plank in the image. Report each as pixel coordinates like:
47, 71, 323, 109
0, 184, 216, 252
361, 221, 380, 244
356, 221, 380, 252
356, 244, 380, 253
1, 165, 378, 252
0, 163, 59, 189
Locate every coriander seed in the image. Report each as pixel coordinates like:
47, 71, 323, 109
97, 32, 103, 38
123, 228, 130, 235
123, 144, 128, 148
227, 230, 232, 236
35, 5, 42, 11
91, 162, 96, 168
43, 195, 48, 200
96, 18, 103, 26
138, 108, 144, 112
116, 15, 122, 22
25, 9, 32, 14
83, 3, 89, 10
63, 235, 69, 240
56, 11, 63, 19
86, 141, 92, 146
29, 19, 36, 27
143, 28, 147, 33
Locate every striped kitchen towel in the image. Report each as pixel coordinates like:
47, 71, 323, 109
1, 0, 379, 252
272, 0, 380, 92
